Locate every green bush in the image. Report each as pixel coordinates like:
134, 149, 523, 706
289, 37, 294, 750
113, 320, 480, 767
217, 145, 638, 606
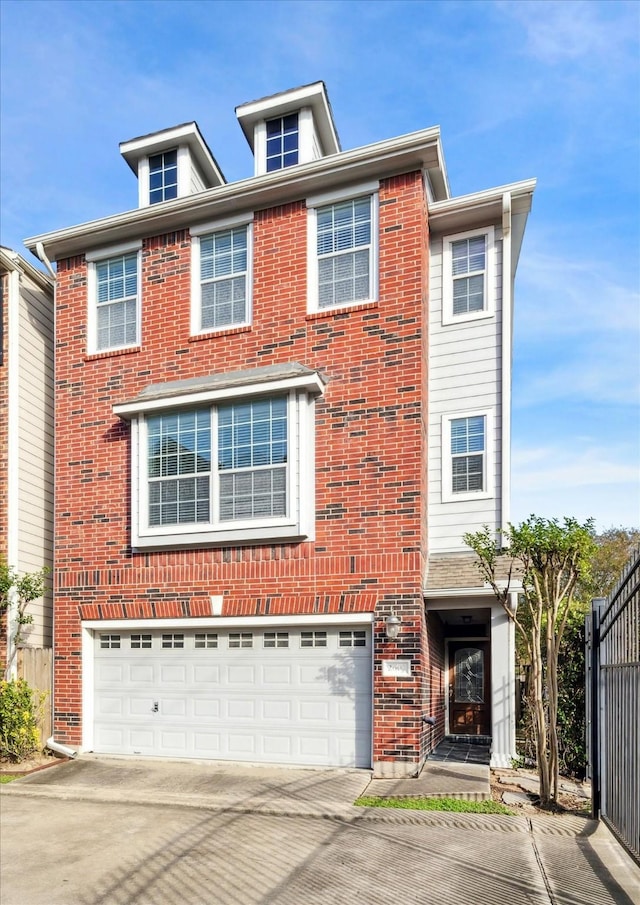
0, 679, 44, 762
556, 615, 587, 778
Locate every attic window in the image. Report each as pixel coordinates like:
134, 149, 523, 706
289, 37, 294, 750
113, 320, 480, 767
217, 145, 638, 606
149, 149, 178, 204
266, 114, 298, 171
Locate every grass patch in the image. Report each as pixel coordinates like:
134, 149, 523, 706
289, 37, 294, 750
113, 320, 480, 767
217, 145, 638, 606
355, 795, 514, 815
0, 774, 19, 784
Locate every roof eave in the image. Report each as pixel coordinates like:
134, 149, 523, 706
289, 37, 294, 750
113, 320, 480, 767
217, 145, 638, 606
25, 127, 442, 262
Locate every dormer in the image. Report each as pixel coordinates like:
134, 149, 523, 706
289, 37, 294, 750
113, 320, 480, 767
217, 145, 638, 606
120, 122, 226, 208
236, 81, 341, 177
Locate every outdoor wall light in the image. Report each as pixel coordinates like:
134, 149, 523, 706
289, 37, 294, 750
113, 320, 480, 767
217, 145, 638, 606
385, 613, 401, 641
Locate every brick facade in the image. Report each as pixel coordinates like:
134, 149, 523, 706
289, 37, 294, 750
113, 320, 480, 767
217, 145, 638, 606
0, 270, 7, 670
52, 173, 437, 769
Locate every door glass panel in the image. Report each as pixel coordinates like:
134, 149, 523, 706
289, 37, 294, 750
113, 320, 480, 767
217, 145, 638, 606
455, 648, 484, 703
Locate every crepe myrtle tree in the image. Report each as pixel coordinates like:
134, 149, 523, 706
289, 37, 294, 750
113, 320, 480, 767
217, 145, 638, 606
0, 558, 49, 680
464, 516, 596, 808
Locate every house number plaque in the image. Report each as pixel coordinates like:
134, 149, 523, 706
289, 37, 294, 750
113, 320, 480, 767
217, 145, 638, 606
382, 659, 412, 678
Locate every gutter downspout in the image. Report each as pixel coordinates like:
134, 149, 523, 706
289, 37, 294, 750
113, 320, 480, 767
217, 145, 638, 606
46, 736, 77, 759
501, 193, 512, 540
35, 242, 56, 280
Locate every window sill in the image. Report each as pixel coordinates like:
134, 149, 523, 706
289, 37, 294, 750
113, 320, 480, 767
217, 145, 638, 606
442, 309, 494, 327
84, 346, 140, 362
441, 490, 492, 504
133, 523, 310, 550
189, 325, 252, 343
306, 301, 378, 321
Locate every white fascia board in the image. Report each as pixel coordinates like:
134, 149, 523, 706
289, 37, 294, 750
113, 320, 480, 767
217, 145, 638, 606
429, 178, 537, 215
429, 178, 536, 234
25, 127, 442, 262
113, 372, 326, 419
424, 588, 498, 602
82, 613, 374, 631
424, 581, 523, 600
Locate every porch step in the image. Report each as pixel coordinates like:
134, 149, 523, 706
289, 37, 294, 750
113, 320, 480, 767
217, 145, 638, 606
445, 735, 492, 747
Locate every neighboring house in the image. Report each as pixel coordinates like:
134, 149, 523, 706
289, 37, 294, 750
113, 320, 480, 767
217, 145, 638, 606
0, 247, 54, 676
25, 83, 534, 776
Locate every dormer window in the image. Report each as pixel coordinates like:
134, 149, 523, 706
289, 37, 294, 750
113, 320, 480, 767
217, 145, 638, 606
120, 123, 225, 208
236, 82, 340, 177
149, 150, 178, 204
266, 114, 299, 172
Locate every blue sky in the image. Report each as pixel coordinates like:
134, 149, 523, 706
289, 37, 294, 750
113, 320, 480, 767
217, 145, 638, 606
1, 0, 638, 531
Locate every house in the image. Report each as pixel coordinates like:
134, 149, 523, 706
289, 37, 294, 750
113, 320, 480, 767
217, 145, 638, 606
25, 82, 534, 776
0, 247, 54, 682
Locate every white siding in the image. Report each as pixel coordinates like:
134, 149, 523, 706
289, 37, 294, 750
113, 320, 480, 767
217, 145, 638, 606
189, 160, 206, 195
16, 274, 54, 646
428, 228, 503, 552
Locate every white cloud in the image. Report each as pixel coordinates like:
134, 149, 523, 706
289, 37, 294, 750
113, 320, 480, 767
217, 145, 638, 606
497, 0, 639, 67
516, 246, 640, 339
511, 443, 640, 529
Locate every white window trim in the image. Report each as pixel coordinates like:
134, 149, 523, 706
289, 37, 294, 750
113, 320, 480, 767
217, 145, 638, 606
86, 240, 142, 355
306, 182, 380, 314
127, 385, 318, 549
442, 226, 495, 326
254, 107, 316, 176
190, 214, 254, 335
441, 410, 493, 503
137, 147, 187, 207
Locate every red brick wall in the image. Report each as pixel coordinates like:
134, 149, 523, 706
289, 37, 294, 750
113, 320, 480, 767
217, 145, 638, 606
0, 270, 8, 669
53, 173, 432, 767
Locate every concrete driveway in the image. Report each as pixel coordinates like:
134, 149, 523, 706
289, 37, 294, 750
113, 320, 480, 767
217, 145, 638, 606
0, 755, 371, 818
2, 756, 639, 905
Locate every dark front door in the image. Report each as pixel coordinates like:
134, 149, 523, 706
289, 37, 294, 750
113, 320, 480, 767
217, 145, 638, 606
448, 641, 490, 736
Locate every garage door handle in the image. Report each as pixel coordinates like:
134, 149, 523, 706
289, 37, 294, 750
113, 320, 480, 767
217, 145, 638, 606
152, 702, 159, 713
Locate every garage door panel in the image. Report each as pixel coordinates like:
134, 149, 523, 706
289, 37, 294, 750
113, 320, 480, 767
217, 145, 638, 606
261, 664, 292, 685
129, 696, 157, 716
96, 696, 123, 716
299, 700, 329, 721
160, 664, 187, 683
262, 700, 291, 720
94, 625, 372, 767
129, 664, 155, 683
227, 665, 255, 684
193, 665, 220, 684
194, 699, 220, 718
96, 663, 125, 683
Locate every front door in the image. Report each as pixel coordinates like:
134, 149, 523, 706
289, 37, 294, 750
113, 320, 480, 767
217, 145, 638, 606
448, 641, 490, 736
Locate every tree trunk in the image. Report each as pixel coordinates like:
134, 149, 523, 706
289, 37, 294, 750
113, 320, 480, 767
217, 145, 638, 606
531, 617, 551, 806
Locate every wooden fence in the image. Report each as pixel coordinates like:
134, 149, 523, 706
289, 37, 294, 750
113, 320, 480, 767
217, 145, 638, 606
17, 647, 53, 746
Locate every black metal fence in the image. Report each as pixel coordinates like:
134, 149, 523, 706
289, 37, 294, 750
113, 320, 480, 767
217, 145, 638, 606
586, 549, 640, 864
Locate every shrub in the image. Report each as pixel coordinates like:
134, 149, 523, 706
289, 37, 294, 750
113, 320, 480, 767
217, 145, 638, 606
0, 679, 44, 762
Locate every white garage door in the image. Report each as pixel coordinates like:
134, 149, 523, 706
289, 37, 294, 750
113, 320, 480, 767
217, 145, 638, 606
93, 624, 372, 768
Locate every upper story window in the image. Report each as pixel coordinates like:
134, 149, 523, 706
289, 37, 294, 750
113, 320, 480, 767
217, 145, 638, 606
442, 227, 495, 325
307, 184, 379, 313
114, 365, 324, 549
87, 244, 141, 354
451, 416, 485, 493
441, 411, 492, 502
190, 216, 253, 334
265, 114, 299, 171
148, 149, 178, 204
